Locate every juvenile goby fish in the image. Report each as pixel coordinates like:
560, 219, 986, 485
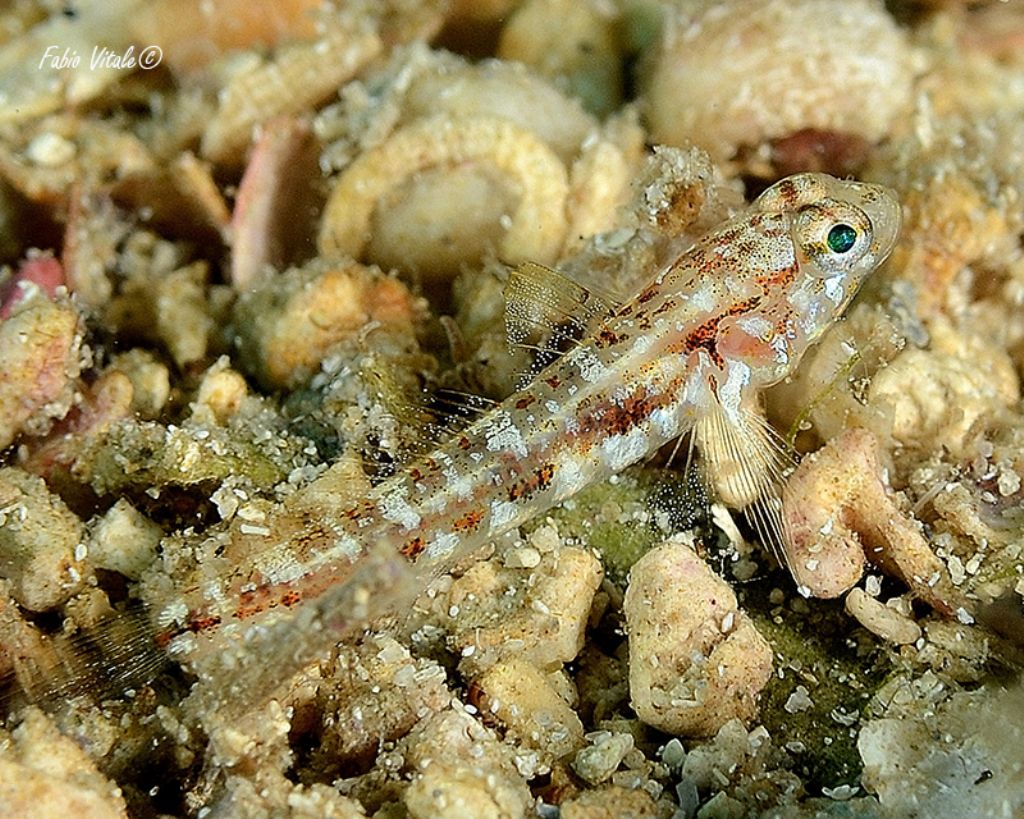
15, 173, 902, 710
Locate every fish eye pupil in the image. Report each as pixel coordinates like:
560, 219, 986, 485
827, 223, 857, 254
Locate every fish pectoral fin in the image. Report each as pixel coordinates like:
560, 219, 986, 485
694, 397, 797, 572
504, 261, 618, 359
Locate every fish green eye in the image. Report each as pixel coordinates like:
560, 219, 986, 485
826, 223, 857, 254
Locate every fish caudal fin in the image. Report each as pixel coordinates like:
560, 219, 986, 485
3, 600, 167, 708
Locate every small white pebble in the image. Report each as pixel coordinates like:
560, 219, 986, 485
236, 505, 266, 522
572, 732, 634, 785
529, 525, 561, 553
784, 685, 813, 714
26, 132, 76, 166
997, 469, 1021, 496
504, 546, 542, 569
661, 738, 686, 770
942, 552, 958, 585
822, 784, 859, 800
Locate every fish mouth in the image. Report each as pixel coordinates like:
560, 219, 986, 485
842, 180, 902, 265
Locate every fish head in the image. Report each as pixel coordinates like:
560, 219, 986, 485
756, 172, 901, 339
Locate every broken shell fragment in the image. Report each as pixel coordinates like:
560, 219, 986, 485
0, 253, 64, 319
472, 656, 585, 763
110, 151, 230, 247
441, 544, 603, 676
624, 537, 773, 737
0, 468, 86, 611
401, 709, 534, 819
783, 428, 960, 613
200, 21, 382, 164
318, 115, 570, 276
0, 299, 82, 450
233, 259, 425, 390
643, 0, 913, 165
844, 589, 922, 646
229, 117, 322, 292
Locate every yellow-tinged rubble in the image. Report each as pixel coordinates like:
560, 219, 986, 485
0, 1, 1022, 816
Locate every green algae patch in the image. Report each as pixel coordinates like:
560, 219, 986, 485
82, 420, 289, 495
744, 587, 895, 792
531, 466, 711, 582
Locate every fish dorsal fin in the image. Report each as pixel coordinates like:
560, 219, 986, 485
504, 262, 618, 358
370, 388, 497, 473
694, 396, 797, 573
432, 388, 497, 421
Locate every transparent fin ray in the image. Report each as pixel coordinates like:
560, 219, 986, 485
3, 601, 168, 708
504, 262, 618, 354
694, 398, 797, 572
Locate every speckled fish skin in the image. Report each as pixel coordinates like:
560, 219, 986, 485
159, 172, 901, 659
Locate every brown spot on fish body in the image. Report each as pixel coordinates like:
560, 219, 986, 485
507, 462, 555, 501
186, 613, 222, 635
453, 509, 485, 532
343, 500, 374, 522
754, 263, 798, 294
638, 285, 658, 304
773, 177, 799, 205
595, 326, 621, 348
577, 385, 673, 439
400, 536, 426, 558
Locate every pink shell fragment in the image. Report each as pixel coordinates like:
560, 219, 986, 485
0, 254, 64, 319
230, 117, 322, 292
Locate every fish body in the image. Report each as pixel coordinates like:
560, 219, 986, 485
158, 173, 899, 659
13, 173, 902, 707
